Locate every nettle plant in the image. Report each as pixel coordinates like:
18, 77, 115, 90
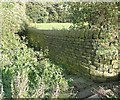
1, 2, 70, 98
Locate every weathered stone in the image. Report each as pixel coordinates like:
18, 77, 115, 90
27, 28, 119, 81
77, 88, 93, 99
85, 94, 102, 100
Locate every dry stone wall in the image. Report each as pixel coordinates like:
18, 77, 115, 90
27, 27, 119, 81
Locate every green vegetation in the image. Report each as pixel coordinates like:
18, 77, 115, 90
26, 2, 48, 23
26, 2, 71, 23
30, 23, 72, 30
0, 1, 119, 99
0, 2, 72, 98
69, 2, 118, 29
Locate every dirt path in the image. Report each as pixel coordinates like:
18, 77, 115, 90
66, 75, 120, 99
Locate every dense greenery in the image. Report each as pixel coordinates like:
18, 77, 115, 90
0, 2, 71, 98
69, 2, 119, 79
69, 2, 118, 29
26, 2, 48, 23
26, 2, 71, 23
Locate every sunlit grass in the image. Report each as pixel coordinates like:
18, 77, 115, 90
29, 23, 73, 30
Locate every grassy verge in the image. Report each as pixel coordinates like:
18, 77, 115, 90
29, 23, 73, 30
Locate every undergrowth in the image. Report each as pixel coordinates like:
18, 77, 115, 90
0, 2, 74, 98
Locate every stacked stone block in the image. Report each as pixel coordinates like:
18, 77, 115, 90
27, 27, 119, 81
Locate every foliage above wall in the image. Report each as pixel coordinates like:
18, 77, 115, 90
25, 2, 71, 23
26, 2, 48, 23
69, 2, 118, 29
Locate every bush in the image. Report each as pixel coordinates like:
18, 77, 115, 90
69, 2, 118, 31
26, 2, 48, 23
25, 2, 71, 23
1, 2, 70, 98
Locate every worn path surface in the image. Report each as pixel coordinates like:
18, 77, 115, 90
66, 75, 120, 99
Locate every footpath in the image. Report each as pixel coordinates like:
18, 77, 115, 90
66, 75, 120, 99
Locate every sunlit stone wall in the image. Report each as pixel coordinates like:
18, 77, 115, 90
27, 27, 119, 82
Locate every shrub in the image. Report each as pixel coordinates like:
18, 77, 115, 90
69, 2, 118, 29
1, 2, 70, 98
25, 2, 71, 23
26, 2, 49, 23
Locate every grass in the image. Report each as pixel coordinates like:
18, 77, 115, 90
29, 23, 73, 30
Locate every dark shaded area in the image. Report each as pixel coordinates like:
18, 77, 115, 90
2, 67, 12, 98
